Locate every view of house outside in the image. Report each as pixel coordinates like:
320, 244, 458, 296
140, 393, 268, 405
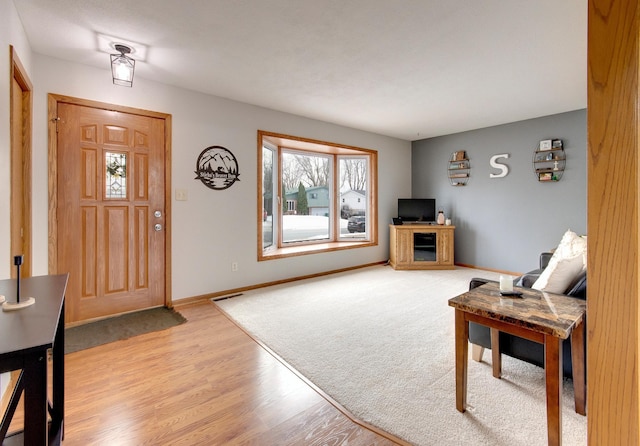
262, 147, 369, 247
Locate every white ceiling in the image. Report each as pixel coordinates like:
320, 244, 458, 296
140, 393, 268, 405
13, 0, 587, 141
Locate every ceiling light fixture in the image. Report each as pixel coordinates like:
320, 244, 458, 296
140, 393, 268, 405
110, 44, 135, 87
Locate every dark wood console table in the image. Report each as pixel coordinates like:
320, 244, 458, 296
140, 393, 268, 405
0, 274, 68, 445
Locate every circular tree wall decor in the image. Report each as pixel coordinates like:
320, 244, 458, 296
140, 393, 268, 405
194, 146, 240, 190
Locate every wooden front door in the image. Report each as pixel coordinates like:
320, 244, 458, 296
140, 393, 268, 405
55, 102, 168, 323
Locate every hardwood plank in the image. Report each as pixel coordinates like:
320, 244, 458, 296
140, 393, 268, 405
257, 400, 396, 446
38, 301, 402, 445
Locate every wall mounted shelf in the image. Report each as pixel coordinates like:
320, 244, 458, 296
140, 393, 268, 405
533, 140, 565, 182
448, 151, 470, 186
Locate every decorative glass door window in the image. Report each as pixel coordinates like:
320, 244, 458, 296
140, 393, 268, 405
105, 152, 127, 199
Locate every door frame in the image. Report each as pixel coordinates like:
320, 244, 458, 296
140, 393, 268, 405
47, 94, 173, 308
10, 46, 33, 277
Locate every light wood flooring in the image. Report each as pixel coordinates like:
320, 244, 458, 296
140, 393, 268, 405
9, 301, 403, 445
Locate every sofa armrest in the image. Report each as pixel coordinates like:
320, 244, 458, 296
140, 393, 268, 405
539, 252, 554, 269
468, 277, 494, 349
516, 273, 540, 288
565, 271, 587, 299
469, 277, 496, 290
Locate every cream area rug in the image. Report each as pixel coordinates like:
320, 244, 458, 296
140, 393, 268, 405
214, 265, 587, 446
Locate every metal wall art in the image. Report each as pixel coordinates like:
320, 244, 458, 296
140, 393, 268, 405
194, 146, 240, 190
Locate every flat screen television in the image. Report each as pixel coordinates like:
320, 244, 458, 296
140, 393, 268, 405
397, 198, 436, 222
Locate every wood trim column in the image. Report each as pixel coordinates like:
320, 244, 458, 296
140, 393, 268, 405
9, 46, 33, 277
587, 0, 640, 444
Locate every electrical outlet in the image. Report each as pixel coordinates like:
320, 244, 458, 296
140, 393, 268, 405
231, 262, 238, 272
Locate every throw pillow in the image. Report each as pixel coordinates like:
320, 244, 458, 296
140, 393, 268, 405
553, 229, 587, 270
532, 229, 587, 293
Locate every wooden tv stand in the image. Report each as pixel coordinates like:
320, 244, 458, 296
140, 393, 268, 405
389, 224, 455, 270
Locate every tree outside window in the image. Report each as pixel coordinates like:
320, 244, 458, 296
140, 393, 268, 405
259, 131, 377, 259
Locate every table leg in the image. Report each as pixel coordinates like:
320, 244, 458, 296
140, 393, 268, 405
490, 328, 502, 378
455, 309, 468, 412
545, 335, 562, 446
570, 319, 586, 415
23, 350, 48, 445
50, 301, 65, 443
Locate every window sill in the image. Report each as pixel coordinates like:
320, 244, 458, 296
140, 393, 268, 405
260, 240, 377, 261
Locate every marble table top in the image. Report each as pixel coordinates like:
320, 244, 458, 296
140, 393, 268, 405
448, 282, 586, 339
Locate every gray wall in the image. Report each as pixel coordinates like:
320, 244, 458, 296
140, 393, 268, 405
29, 54, 411, 301
411, 110, 587, 273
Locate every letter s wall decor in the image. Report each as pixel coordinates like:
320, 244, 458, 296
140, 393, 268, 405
489, 153, 509, 178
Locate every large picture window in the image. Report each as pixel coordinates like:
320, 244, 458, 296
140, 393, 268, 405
259, 130, 378, 260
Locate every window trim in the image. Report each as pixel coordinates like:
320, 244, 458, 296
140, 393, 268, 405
258, 130, 378, 261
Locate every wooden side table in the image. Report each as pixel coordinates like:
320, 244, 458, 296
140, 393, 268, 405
448, 282, 586, 446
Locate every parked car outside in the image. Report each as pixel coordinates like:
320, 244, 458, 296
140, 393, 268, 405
347, 216, 365, 233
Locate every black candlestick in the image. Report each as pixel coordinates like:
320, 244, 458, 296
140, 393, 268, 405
14, 255, 22, 303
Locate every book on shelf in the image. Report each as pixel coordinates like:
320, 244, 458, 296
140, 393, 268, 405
538, 172, 554, 181
452, 150, 466, 161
